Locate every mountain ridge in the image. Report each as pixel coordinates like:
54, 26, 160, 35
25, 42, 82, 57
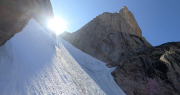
60, 6, 152, 65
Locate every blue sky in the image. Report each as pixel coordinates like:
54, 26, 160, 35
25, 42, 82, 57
50, 0, 180, 46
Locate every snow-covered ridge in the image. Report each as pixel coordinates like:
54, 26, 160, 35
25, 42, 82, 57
0, 19, 125, 95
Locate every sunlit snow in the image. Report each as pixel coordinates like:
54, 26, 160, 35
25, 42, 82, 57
0, 19, 125, 95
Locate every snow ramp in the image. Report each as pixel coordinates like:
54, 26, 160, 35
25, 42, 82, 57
0, 19, 125, 95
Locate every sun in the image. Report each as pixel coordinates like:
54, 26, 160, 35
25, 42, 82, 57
48, 17, 66, 35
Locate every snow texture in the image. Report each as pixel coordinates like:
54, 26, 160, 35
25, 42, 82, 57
0, 19, 125, 95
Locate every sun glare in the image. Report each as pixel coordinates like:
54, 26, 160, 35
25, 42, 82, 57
48, 17, 66, 35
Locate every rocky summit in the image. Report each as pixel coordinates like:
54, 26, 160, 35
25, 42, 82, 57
0, 0, 54, 46
60, 7, 180, 95
60, 6, 152, 65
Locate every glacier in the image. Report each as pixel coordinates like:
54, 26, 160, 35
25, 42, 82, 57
0, 19, 125, 95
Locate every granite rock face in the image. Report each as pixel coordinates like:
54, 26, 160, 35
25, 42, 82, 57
60, 7, 152, 65
0, 0, 54, 46
119, 6, 142, 37
112, 42, 180, 95
60, 6, 180, 95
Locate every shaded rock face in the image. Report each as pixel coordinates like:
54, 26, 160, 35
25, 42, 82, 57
112, 42, 180, 95
60, 7, 152, 65
0, 0, 54, 46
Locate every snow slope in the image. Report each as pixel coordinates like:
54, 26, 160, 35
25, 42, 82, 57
0, 19, 125, 95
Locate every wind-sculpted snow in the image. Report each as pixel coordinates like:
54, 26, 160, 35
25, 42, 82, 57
0, 19, 125, 95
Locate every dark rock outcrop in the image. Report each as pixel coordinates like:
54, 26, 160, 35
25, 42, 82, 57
60, 6, 180, 95
0, 0, 54, 46
112, 42, 180, 95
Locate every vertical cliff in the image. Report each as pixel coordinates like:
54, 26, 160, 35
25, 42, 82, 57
0, 0, 54, 46
60, 6, 152, 65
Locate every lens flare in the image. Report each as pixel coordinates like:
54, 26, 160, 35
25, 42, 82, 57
48, 17, 66, 35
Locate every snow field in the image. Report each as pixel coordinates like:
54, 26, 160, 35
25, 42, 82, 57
0, 19, 125, 95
